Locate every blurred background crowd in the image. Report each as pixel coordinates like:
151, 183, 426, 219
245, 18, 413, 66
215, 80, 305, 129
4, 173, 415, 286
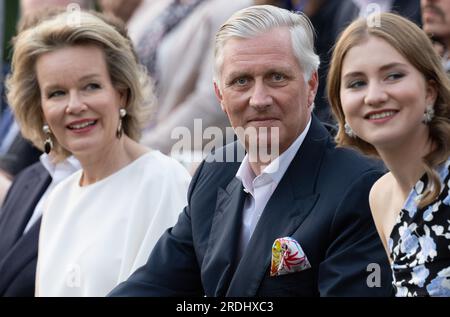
1, 0, 450, 297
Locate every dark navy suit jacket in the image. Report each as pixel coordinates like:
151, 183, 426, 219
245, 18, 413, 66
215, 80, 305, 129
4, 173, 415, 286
110, 117, 393, 297
0, 162, 51, 296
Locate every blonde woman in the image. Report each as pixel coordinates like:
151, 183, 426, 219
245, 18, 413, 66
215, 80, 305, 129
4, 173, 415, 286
7, 11, 191, 296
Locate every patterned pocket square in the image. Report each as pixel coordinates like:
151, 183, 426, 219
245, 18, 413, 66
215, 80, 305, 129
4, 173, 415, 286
270, 237, 311, 277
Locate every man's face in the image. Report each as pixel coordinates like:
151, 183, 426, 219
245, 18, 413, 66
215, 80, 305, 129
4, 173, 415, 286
214, 27, 318, 156
421, 0, 450, 43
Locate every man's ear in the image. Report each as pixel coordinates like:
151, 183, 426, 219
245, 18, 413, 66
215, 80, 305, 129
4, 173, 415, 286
214, 82, 226, 112
307, 71, 319, 106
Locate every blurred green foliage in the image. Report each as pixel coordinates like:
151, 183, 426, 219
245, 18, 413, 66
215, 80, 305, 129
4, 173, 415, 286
3, 0, 19, 62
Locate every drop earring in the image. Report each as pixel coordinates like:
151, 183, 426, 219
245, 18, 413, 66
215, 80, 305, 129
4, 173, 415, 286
116, 108, 127, 139
344, 122, 356, 138
43, 124, 53, 154
422, 105, 435, 124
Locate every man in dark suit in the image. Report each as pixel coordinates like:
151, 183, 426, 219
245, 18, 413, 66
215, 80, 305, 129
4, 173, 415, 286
109, 5, 393, 297
0, 155, 79, 296
0, 162, 50, 296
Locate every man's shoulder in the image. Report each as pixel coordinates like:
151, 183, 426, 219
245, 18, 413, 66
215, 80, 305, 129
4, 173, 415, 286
0, 162, 49, 219
201, 141, 244, 173
11, 161, 49, 185
304, 117, 385, 177
187, 142, 243, 192
323, 144, 385, 175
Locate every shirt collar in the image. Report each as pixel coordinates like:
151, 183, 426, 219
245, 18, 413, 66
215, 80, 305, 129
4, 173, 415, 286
40, 154, 81, 179
236, 117, 312, 192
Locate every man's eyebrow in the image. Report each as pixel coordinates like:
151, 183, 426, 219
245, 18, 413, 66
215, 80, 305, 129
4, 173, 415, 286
225, 71, 248, 80
264, 67, 294, 75
225, 67, 294, 80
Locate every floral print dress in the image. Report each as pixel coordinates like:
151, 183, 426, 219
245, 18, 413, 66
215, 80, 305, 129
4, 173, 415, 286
389, 157, 450, 297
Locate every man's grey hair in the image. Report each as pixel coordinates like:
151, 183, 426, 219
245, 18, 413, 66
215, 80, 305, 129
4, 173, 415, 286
214, 5, 320, 86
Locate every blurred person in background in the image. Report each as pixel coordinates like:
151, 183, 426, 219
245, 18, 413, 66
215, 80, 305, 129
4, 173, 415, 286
100, 0, 253, 172
421, 0, 450, 72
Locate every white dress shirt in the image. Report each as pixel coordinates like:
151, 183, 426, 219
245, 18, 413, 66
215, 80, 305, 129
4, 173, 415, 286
235, 118, 312, 258
23, 154, 81, 234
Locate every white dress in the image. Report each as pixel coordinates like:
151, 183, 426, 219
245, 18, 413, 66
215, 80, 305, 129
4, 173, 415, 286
36, 151, 191, 297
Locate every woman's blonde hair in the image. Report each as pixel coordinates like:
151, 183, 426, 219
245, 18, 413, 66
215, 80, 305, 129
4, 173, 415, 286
7, 10, 154, 161
327, 12, 450, 208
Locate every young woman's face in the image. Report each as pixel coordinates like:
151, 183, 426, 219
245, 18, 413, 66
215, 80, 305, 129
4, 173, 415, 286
36, 44, 126, 158
339, 36, 437, 150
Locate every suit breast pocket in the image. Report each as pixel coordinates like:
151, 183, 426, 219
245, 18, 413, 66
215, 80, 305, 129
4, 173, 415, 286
257, 268, 318, 297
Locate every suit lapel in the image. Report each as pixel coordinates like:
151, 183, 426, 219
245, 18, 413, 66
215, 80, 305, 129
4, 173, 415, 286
201, 177, 246, 296
0, 217, 41, 295
226, 117, 330, 296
